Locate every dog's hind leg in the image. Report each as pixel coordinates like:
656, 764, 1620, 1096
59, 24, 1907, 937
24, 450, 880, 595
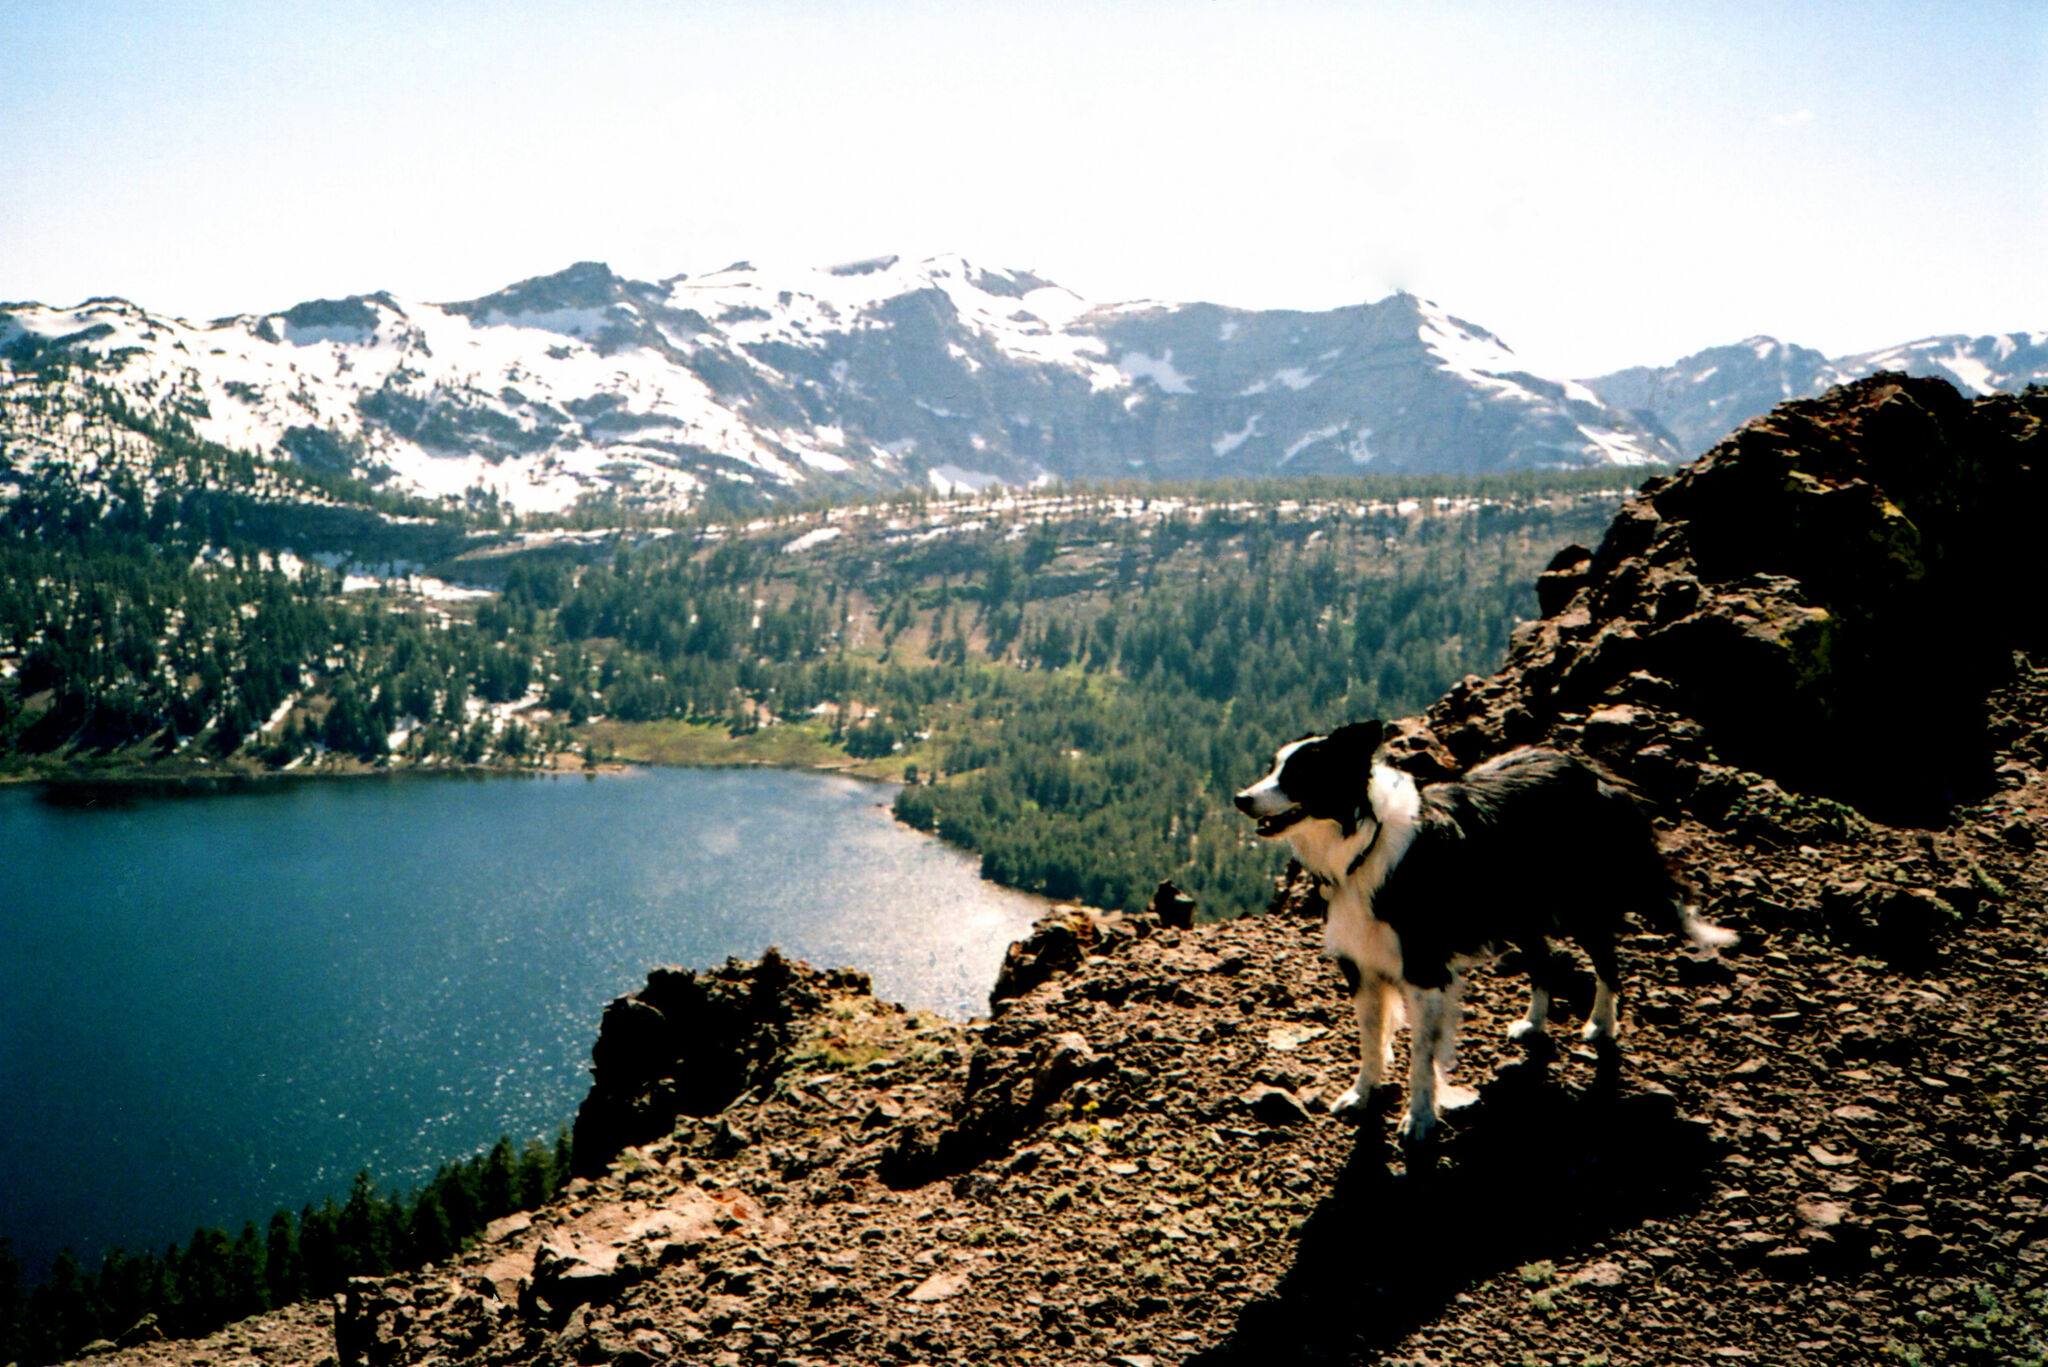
1507, 937, 1559, 1049
1582, 936, 1622, 1047
1433, 973, 1480, 1113
1332, 956, 1396, 1115
1397, 985, 1452, 1141
1435, 972, 1466, 1076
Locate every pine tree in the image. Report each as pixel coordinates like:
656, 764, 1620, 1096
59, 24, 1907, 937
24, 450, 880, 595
298, 1200, 342, 1297
407, 1191, 455, 1267
338, 1172, 389, 1276
0, 1238, 27, 1366
228, 1222, 266, 1319
515, 1138, 556, 1211
264, 1211, 301, 1308
480, 1138, 518, 1220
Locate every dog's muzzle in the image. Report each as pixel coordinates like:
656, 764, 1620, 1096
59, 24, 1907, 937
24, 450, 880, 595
1234, 791, 1305, 838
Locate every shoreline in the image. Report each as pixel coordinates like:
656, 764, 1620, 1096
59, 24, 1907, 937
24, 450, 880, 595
0, 715, 921, 791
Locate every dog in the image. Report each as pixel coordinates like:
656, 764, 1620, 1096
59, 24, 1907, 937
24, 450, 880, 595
1234, 721, 1735, 1141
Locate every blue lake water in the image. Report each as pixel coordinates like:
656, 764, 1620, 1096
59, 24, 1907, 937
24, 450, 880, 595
0, 767, 1046, 1276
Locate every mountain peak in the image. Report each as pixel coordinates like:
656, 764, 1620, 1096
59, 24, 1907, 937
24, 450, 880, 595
444, 261, 631, 321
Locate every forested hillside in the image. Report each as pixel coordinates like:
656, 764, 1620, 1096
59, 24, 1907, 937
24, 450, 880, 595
1, 404, 1633, 919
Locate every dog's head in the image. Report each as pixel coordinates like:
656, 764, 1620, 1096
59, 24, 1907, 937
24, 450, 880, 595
1233, 721, 1388, 840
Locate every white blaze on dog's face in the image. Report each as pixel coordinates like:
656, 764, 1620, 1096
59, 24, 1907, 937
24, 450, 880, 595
1234, 721, 1390, 845
1235, 737, 1317, 837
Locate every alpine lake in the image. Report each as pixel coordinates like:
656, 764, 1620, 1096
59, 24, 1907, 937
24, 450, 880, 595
0, 766, 1047, 1276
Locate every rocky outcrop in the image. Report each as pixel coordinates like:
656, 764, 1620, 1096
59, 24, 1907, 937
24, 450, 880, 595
987, 903, 1164, 1011
878, 1030, 1108, 1186
569, 950, 865, 1177
1428, 373, 2048, 824
1147, 879, 1198, 930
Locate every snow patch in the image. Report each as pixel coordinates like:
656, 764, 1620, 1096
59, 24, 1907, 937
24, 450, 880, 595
781, 526, 843, 553
1117, 350, 1195, 394
1936, 350, 1996, 396
926, 464, 1006, 495
1213, 414, 1261, 456
1281, 423, 1345, 464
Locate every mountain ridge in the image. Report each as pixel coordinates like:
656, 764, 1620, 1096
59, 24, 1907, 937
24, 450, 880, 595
1588, 329, 2048, 456
0, 257, 1679, 515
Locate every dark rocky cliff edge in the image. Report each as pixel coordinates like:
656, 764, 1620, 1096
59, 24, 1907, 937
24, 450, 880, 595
82, 374, 2048, 1366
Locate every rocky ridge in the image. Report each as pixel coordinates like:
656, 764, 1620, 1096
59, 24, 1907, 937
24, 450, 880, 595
77, 374, 2048, 1365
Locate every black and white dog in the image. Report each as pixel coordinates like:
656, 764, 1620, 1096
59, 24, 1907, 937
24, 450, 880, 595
1235, 721, 1735, 1140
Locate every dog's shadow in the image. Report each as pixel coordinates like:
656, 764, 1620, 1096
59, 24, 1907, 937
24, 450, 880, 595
1190, 1058, 1717, 1364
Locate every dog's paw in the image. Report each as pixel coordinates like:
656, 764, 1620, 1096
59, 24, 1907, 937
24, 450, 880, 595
1331, 1086, 1369, 1117
1396, 1107, 1439, 1144
1510, 1022, 1558, 1060
1581, 1020, 1619, 1046
1436, 1082, 1479, 1112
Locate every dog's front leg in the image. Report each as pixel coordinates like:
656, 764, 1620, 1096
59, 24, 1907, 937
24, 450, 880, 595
1331, 955, 1393, 1115
1398, 985, 1452, 1141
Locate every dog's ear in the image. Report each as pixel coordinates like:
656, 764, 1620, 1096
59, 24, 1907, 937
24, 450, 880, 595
1326, 721, 1386, 837
1328, 720, 1387, 761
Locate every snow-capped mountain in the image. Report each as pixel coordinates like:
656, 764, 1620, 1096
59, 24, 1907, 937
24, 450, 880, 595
1587, 331, 2048, 457
0, 256, 1677, 514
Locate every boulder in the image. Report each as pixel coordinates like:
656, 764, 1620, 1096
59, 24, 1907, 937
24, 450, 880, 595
1146, 880, 1198, 930
527, 1243, 628, 1326
882, 1031, 1107, 1185
989, 905, 1155, 1010
570, 948, 844, 1177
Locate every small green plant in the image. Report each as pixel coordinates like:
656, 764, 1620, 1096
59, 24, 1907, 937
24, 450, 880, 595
1957, 1277, 2048, 1366
1518, 1260, 1567, 1318
1966, 857, 2010, 901
1725, 784, 1872, 845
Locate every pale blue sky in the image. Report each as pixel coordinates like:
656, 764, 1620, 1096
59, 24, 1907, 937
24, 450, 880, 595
1, 0, 2041, 375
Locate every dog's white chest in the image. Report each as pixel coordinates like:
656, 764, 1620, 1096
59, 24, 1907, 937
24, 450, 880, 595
1324, 883, 1404, 982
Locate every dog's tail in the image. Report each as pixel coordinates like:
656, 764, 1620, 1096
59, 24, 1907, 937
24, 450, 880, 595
1594, 762, 1739, 952
1675, 902, 1739, 952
